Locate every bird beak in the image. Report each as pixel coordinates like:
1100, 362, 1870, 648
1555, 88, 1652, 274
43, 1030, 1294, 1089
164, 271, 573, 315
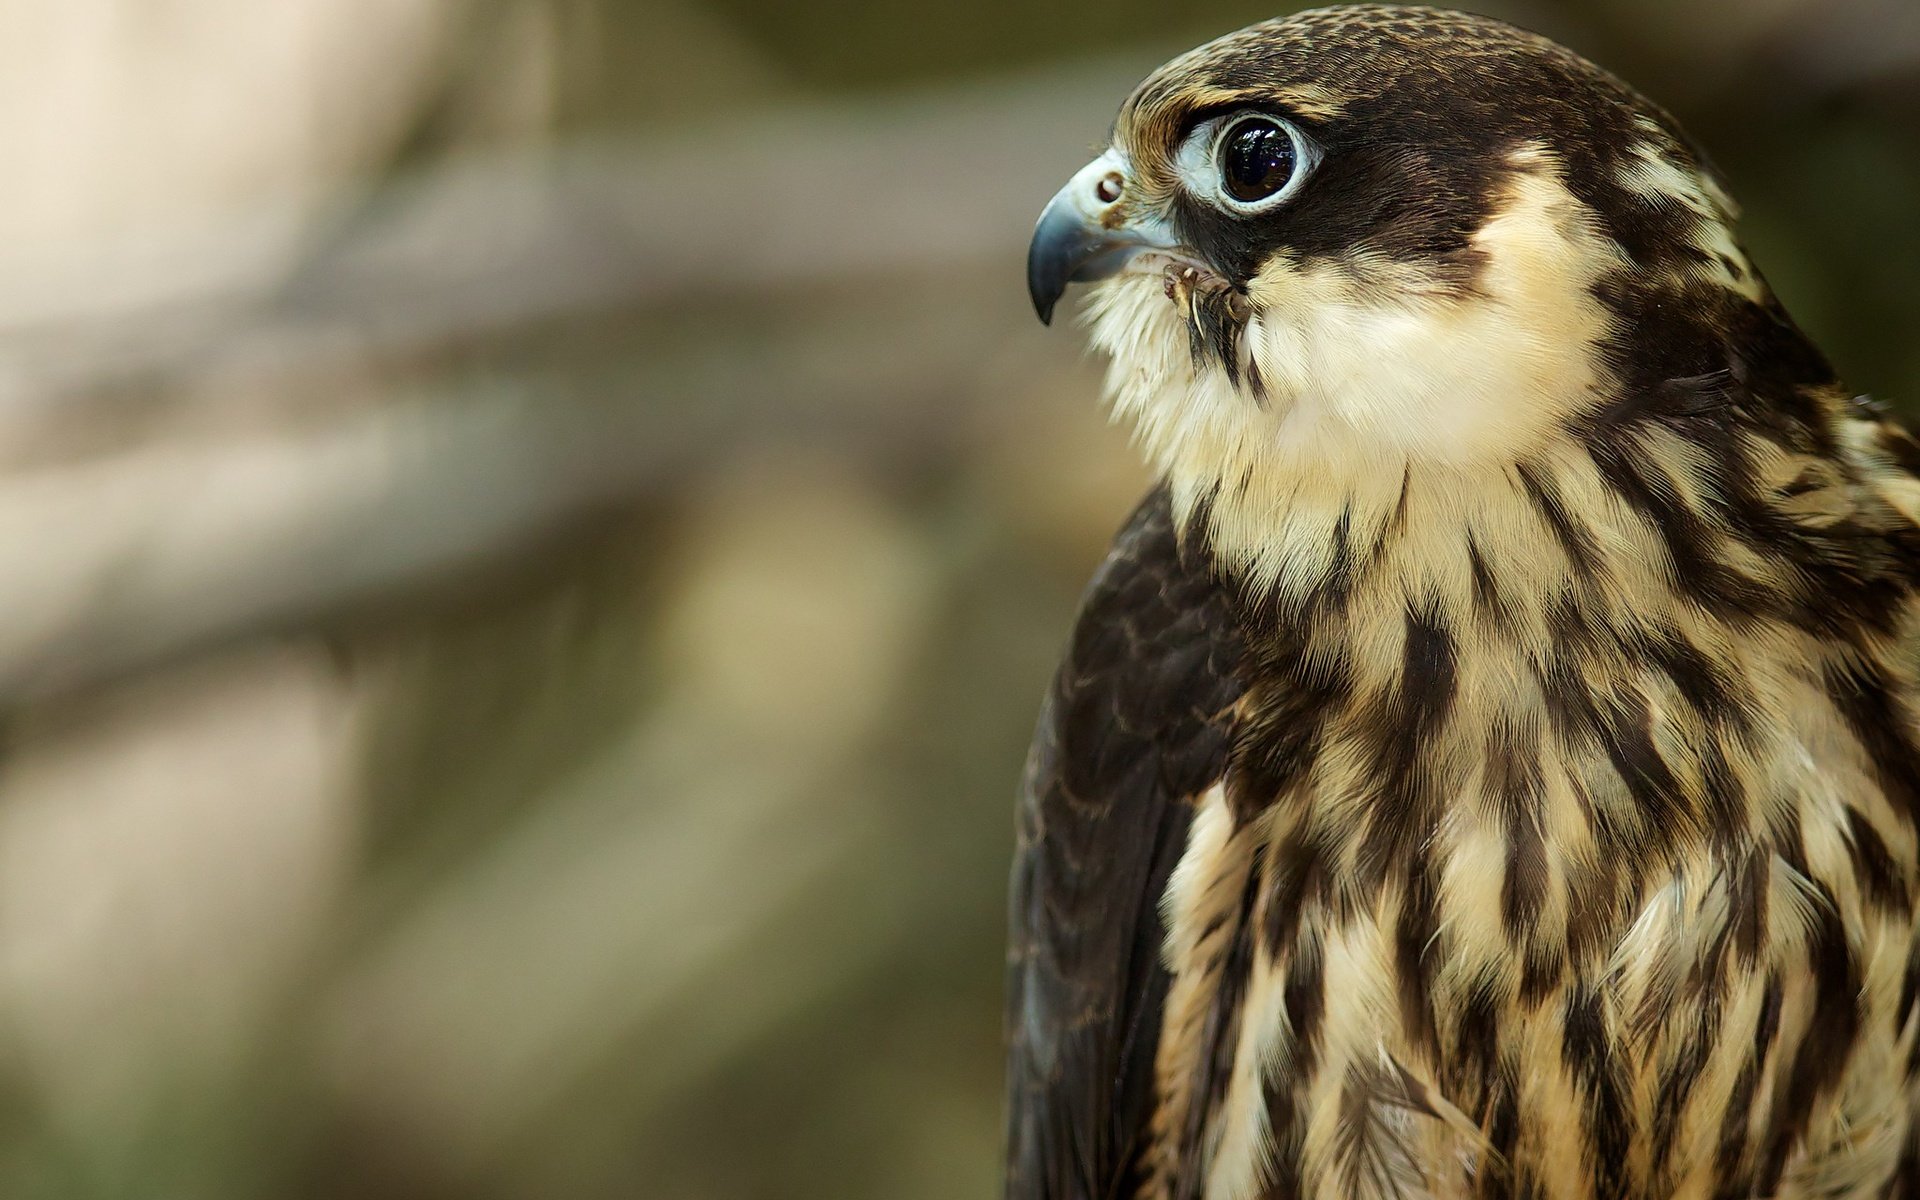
1027, 149, 1180, 325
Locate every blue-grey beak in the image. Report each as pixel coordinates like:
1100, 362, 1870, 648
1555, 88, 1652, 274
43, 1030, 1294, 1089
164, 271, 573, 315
1027, 150, 1179, 325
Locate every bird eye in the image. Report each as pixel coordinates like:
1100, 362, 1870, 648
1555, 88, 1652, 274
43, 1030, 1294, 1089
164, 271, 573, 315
1172, 111, 1316, 214
1218, 117, 1300, 204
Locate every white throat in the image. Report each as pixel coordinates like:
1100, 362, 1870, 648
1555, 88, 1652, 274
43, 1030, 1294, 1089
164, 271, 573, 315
1080, 147, 1748, 594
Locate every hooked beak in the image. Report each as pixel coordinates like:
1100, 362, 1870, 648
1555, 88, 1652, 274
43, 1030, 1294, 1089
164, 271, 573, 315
1026, 149, 1181, 325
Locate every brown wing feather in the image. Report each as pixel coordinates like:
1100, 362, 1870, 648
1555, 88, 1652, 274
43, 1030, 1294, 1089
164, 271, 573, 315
1005, 486, 1248, 1200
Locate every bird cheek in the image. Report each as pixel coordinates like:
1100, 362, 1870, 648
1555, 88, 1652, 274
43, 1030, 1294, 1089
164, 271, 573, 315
1241, 254, 1310, 310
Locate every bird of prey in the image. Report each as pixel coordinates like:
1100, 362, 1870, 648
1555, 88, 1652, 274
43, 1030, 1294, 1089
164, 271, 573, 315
1008, 7, 1920, 1199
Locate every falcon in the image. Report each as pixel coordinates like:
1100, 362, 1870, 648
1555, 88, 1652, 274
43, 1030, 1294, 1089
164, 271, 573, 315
1007, 7, 1920, 1199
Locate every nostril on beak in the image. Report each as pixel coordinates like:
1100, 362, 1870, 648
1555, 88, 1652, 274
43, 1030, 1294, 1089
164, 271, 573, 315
1095, 172, 1124, 204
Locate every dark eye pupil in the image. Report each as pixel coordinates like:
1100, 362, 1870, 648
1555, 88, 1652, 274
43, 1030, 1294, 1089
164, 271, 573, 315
1221, 118, 1297, 203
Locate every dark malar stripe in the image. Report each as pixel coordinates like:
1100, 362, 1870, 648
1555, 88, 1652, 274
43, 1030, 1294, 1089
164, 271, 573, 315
1186, 285, 1245, 389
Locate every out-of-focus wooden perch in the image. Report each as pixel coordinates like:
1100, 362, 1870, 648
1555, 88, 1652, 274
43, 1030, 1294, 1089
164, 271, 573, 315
0, 64, 1145, 703
0, 64, 1140, 406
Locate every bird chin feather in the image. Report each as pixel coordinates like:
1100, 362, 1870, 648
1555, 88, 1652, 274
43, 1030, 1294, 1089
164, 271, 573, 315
1083, 273, 1271, 519
1081, 151, 1638, 579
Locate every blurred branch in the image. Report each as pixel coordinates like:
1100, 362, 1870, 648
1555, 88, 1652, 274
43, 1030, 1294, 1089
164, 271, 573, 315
0, 63, 1142, 703
0, 61, 1139, 410
0, 387, 663, 704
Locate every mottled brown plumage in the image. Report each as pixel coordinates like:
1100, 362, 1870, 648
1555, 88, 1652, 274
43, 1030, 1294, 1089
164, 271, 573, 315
1010, 7, 1920, 1199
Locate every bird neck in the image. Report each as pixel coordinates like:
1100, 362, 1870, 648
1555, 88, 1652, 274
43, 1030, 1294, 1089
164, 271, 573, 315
1174, 368, 1920, 754
1178, 436, 1617, 635
1156, 272, 1864, 644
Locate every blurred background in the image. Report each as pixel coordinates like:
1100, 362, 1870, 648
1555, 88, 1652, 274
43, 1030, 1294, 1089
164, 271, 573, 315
0, 0, 1913, 1196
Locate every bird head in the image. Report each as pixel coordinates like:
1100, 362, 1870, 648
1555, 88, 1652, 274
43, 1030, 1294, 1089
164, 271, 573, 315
1029, 6, 1779, 500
